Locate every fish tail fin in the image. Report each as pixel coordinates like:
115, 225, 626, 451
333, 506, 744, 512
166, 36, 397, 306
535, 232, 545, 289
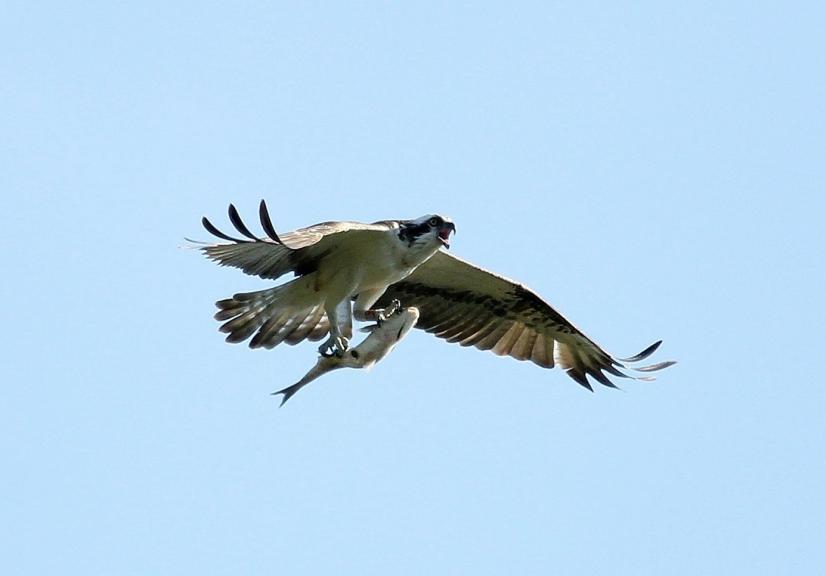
272, 358, 339, 406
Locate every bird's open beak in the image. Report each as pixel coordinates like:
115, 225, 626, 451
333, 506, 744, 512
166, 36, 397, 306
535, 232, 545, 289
438, 221, 456, 249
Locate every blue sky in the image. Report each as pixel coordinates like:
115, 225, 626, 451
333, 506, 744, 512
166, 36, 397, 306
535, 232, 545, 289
2, 1, 824, 574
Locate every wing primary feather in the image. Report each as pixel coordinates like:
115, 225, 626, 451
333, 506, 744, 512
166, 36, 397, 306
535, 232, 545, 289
603, 364, 632, 379
566, 368, 594, 392
259, 200, 287, 245
228, 204, 261, 241
619, 340, 662, 363
632, 360, 677, 372
202, 216, 250, 243
588, 368, 620, 389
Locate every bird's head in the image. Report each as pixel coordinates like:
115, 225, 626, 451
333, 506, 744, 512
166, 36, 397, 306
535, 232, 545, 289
398, 214, 456, 249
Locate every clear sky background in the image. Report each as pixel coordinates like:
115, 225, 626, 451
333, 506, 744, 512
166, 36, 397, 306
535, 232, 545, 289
2, 2, 824, 574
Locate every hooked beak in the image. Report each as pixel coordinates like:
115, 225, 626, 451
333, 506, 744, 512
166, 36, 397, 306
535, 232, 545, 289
438, 221, 456, 249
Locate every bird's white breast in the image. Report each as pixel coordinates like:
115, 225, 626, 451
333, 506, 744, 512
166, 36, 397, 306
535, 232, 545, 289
321, 228, 440, 292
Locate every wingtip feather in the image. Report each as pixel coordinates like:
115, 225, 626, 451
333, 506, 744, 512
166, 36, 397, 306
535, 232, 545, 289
259, 200, 286, 245
619, 340, 662, 363
228, 203, 260, 241
632, 360, 677, 373
589, 369, 621, 389
566, 368, 594, 391
202, 215, 250, 243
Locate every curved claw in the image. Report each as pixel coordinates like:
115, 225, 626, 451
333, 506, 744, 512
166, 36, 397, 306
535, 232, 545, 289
318, 334, 349, 357
335, 335, 350, 354
387, 299, 402, 316
376, 299, 403, 326
318, 338, 335, 357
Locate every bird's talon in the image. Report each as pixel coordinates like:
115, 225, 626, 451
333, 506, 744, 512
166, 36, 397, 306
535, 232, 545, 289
319, 334, 349, 357
334, 336, 349, 354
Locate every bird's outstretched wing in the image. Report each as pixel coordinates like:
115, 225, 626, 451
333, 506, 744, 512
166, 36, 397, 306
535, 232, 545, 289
191, 200, 394, 280
376, 251, 675, 390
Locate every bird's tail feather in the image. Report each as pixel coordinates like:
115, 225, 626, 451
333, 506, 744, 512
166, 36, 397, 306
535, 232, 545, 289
214, 274, 330, 348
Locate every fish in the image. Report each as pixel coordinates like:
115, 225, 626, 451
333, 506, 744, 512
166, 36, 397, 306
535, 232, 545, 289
273, 306, 420, 406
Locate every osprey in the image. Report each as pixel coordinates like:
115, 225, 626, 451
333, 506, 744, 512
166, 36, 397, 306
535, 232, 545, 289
198, 201, 454, 358
194, 201, 674, 390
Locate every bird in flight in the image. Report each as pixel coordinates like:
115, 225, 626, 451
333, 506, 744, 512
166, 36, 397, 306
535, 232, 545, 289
193, 201, 674, 391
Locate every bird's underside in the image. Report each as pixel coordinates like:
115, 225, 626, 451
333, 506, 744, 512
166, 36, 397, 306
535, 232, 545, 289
193, 201, 675, 391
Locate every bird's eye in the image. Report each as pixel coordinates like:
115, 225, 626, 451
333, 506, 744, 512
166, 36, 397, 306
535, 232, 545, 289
428, 217, 440, 227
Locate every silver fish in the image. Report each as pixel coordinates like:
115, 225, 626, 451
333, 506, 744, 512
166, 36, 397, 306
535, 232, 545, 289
273, 307, 420, 406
